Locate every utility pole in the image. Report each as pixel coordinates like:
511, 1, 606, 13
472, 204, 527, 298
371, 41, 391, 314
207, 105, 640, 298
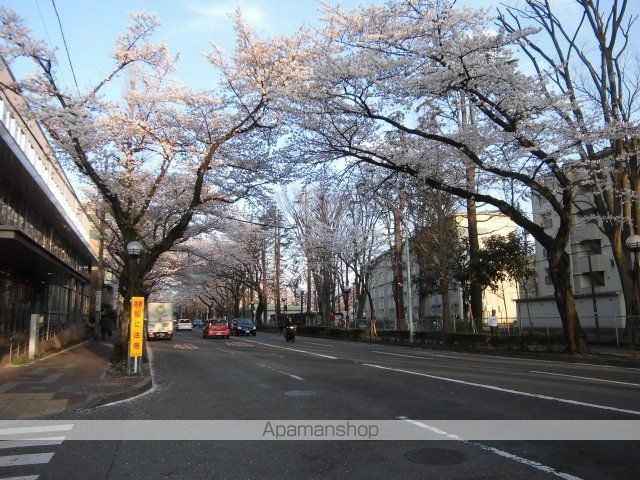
587, 250, 601, 343
262, 239, 267, 327
274, 211, 282, 328
304, 189, 312, 314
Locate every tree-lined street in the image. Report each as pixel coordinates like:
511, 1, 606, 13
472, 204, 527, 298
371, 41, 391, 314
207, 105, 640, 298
0, 1, 639, 478
0, 334, 627, 479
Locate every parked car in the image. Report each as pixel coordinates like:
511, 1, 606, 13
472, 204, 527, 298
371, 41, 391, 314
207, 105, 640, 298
231, 318, 257, 336
203, 320, 230, 339
176, 319, 193, 331
193, 319, 203, 328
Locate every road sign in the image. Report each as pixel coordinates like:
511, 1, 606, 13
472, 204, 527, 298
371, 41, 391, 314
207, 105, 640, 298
130, 296, 145, 357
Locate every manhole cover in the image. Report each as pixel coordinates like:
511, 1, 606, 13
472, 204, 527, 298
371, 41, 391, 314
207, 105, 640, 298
284, 390, 316, 397
404, 448, 468, 465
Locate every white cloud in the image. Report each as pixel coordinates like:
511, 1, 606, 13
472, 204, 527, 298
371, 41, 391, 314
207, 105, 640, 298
188, 1, 265, 28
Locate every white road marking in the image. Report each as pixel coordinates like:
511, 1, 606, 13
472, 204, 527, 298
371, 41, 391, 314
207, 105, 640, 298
373, 345, 640, 371
0, 453, 54, 467
0, 438, 65, 449
172, 344, 198, 350
303, 341, 335, 348
399, 417, 583, 480
371, 351, 434, 360
530, 370, 640, 387
0, 476, 40, 480
365, 364, 640, 416
243, 339, 337, 360
0, 426, 73, 436
257, 363, 304, 381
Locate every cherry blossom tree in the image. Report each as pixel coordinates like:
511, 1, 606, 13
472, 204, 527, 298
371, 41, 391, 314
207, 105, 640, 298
0, 8, 300, 332
282, 0, 597, 353
497, 0, 640, 342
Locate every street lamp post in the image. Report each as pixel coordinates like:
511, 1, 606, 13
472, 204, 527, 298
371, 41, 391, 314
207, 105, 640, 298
126, 240, 144, 375
342, 286, 351, 329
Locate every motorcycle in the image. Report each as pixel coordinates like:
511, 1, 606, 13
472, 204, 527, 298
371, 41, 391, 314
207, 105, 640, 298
284, 324, 296, 343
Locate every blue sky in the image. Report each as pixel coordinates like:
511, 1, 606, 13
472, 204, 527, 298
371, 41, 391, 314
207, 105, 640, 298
2, 0, 501, 93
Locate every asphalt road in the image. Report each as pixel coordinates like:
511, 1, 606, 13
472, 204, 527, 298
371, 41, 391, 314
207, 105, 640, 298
7, 330, 640, 479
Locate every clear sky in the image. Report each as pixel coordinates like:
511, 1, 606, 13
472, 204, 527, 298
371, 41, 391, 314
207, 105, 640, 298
2, 0, 502, 93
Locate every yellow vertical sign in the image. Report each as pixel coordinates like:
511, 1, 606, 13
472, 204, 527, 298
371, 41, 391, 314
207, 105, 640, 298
130, 296, 145, 357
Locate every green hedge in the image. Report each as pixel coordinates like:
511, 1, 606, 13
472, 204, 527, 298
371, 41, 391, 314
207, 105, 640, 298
328, 328, 364, 339
297, 326, 326, 336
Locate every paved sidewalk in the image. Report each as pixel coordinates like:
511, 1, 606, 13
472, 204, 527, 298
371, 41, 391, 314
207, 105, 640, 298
0, 339, 151, 419
588, 345, 640, 359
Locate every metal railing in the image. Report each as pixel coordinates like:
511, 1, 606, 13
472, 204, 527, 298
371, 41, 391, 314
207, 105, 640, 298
370, 315, 638, 345
8, 323, 70, 360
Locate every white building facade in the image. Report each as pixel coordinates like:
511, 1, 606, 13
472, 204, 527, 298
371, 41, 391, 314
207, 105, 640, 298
517, 189, 626, 330
366, 212, 520, 330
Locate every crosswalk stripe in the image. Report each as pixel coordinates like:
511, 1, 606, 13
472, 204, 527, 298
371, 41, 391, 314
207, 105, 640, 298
0, 438, 65, 449
0, 453, 54, 467
0, 425, 73, 437
0, 475, 40, 480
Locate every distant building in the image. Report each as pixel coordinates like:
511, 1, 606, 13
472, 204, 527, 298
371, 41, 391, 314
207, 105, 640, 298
517, 187, 626, 329
366, 211, 520, 329
0, 61, 97, 340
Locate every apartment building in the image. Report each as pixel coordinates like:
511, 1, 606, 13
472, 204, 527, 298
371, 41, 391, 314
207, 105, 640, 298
517, 188, 625, 329
366, 211, 520, 329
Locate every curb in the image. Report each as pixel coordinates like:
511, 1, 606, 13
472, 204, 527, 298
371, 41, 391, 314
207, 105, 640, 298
85, 360, 153, 408
296, 333, 640, 369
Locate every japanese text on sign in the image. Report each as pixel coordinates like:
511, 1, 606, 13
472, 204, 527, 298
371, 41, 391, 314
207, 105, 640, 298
130, 296, 144, 357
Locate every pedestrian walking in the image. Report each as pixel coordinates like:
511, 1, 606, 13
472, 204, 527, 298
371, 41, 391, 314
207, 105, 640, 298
488, 309, 498, 336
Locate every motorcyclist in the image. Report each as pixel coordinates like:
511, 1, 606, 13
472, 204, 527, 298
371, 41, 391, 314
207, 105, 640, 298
284, 317, 296, 341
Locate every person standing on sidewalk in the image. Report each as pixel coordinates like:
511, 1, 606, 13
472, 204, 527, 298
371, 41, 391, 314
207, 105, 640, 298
488, 309, 498, 336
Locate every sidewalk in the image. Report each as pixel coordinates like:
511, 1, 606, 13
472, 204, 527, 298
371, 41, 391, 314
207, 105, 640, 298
588, 345, 640, 360
0, 338, 151, 419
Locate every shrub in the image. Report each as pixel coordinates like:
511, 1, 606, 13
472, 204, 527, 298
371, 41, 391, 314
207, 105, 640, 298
297, 326, 326, 336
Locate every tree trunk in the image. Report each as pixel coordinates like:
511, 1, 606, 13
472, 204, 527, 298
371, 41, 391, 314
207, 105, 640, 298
610, 238, 640, 344
548, 249, 588, 354
461, 94, 484, 331
441, 283, 451, 335
392, 205, 406, 332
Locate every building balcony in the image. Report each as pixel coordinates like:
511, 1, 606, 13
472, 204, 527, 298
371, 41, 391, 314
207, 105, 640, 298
572, 254, 606, 274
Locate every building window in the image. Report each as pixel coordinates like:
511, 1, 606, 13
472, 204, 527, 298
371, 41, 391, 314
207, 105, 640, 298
544, 269, 552, 285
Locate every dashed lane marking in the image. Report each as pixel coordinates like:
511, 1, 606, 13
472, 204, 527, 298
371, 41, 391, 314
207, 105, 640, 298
257, 363, 304, 381
172, 344, 198, 350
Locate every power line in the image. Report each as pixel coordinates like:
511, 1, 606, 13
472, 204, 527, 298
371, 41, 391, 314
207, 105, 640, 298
50, 0, 80, 95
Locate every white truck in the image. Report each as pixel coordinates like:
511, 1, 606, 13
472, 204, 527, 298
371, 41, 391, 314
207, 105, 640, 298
146, 302, 174, 340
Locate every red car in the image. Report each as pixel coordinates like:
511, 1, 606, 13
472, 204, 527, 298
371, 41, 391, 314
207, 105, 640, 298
203, 320, 230, 339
